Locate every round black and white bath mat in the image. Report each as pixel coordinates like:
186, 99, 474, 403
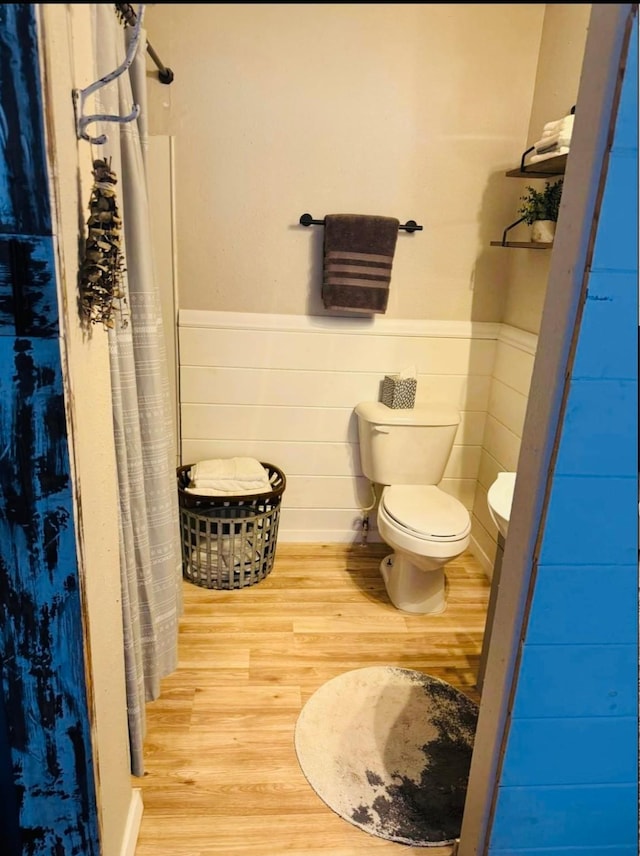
294, 666, 478, 847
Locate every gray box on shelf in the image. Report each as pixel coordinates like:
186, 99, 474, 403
381, 374, 416, 409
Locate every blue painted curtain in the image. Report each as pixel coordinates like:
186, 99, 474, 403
0, 6, 100, 855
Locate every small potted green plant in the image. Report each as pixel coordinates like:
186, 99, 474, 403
518, 179, 563, 243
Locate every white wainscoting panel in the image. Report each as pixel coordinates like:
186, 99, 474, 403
470, 326, 538, 574
179, 311, 503, 544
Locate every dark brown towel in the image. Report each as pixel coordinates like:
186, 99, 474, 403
321, 214, 399, 314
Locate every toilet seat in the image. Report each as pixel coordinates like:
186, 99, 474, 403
381, 485, 471, 542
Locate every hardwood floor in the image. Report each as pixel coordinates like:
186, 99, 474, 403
134, 542, 491, 856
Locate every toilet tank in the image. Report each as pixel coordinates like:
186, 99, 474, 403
355, 401, 460, 485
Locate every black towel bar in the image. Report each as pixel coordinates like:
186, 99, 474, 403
299, 213, 423, 233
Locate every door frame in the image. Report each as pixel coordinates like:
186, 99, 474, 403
459, 5, 636, 853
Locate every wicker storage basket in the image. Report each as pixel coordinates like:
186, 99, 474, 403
177, 462, 286, 590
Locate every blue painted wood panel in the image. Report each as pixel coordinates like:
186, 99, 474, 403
0, 5, 51, 236
0, 6, 100, 854
539, 476, 637, 566
512, 644, 637, 718
0, 685, 21, 855
553, 380, 637, 475
526, 565, 638, 645
0, 337, 100, 855
611, 18, 638, 151
501, 716, 637, 786
572, 272, 637, 380
590, 150, 638, 272
491, 846, 638, 856
0, 236, 59, 338
491, 784, 637, 849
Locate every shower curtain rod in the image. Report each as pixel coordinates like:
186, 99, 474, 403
115, 3, 174, 84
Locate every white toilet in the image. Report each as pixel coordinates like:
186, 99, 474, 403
355, 401, 471, 615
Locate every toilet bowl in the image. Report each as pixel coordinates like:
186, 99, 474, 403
354, 400, 471, 615
377, 484, 471, 614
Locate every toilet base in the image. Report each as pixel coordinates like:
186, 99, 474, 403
380, 553, 447, 615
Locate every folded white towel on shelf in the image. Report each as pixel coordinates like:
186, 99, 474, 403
529, 146, 570, 164
538, 126, 571, 143
542, 120, 561, 134
542, 115, 574, 135
188, 457, 271, 494
534, 131, 573, 152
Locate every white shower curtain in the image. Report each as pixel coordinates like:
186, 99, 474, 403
92, 5, 182, 776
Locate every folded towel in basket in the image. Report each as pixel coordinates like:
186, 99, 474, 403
190, 536, 256, 573
185, 484, 271, 496
321, 214, 399, 314
188, 457, 271, 494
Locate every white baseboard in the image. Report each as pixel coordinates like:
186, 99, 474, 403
278, 529, 384, 544
469, 534, 493, 578
120, 788, 143, 856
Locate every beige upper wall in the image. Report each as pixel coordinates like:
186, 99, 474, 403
503, 4, 592, 333
527, 4, 593, 147
145, 3, 547, 321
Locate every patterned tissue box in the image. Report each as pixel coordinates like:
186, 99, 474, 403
381, 374, 417, 409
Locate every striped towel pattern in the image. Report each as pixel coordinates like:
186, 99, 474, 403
322, 214, 399, 314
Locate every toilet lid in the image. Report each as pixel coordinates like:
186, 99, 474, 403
382, 485, 471, 540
